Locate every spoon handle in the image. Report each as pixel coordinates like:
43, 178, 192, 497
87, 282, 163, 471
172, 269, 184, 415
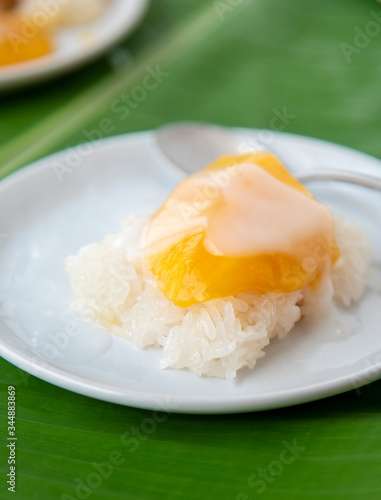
297, 171, 381, 191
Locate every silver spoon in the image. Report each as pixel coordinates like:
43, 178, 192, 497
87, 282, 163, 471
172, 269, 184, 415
154, 122, 381, 190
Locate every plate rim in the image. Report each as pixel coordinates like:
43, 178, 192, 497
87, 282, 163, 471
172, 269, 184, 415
0, 0, 149, 91
1, 332, 381, 414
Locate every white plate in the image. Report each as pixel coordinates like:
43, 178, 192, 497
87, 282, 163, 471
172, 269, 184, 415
0, 129, 381, 414
0, 0, 149, 91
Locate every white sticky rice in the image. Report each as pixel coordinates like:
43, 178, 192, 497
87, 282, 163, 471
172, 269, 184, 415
65, 214, 373, 379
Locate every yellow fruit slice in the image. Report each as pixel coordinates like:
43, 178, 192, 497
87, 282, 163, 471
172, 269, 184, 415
144, 153, 340, 307
0, 14, 53, 66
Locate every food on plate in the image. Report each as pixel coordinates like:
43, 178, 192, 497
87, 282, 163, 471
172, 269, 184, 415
0, 0, 109, 67
65, 153, 373, 379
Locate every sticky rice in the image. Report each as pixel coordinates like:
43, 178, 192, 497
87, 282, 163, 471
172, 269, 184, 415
65, 213, 372, 379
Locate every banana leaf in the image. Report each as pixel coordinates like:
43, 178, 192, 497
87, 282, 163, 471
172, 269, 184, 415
1, 1, 381, 499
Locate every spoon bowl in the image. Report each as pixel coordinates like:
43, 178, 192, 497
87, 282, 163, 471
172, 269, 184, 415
155, 122, 381, 190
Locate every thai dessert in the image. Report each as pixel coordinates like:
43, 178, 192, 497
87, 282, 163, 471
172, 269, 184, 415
65, 153, 372, 379
0, 0, 109, 67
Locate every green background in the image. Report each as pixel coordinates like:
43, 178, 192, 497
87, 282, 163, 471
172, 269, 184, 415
1, 0, 381, 498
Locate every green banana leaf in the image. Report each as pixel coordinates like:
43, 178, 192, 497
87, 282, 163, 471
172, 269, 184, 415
1, 1, 381, 499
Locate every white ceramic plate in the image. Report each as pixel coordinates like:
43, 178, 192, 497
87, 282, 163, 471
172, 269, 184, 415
0, 129, 381, 414
0, 0, 149, 91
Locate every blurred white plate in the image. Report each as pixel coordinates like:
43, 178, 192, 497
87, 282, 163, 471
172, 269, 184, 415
0, 0, 149, 91
0, 129, 381, 414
